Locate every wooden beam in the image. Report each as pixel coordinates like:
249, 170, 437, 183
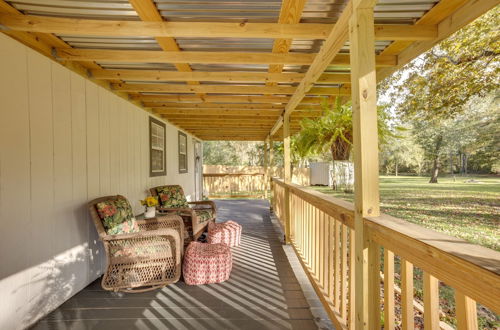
136, 94, 340, 105
93, 69, 305, 83
113, 83, 297, 95
114, 83, 351, 96
349, 2, 380, 329
0, 14, 438, 40
133, 94, 292, 104
55, 48, 395, 67
153, 108, 321, 116
162, 114, 281, 120
146, 102, 285, 109
56, 48, 316, 65
91, 69, 352, 84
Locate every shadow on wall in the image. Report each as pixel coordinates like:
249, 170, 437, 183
2, 202, 105, 329
19, 245, 88, 328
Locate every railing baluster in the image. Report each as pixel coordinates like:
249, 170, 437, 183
316, 208, 320, 279
423, 272, 440, 330
340, 224, 348, 319
455, 290, 478, 330
319, 209, 324, 287
349, 228, 356, 329
401, 258, 414, 330
368, 239, 381, 328
334, 219, 341, 310
329, 215, 335, 304
384, 249, 395, 330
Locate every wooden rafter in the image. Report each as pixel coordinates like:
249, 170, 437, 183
128, 0, 199, 90
0, 14, 438, 40
270, 1, 354, 136
112, 83, 351, 96
55, 49, 396, 67
267, 0, 308, 88
90, 69, 351, 84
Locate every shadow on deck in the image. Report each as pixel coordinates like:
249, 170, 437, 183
31, 200, 334, 330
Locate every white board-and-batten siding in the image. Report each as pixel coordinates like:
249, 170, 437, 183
0, 33, 198, 329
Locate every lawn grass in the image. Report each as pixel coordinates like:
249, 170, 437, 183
311, 175, 500, 251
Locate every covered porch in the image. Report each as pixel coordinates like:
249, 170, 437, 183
31, 200, 334, 330
0, 0, 499, 329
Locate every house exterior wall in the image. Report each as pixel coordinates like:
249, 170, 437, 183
0, 33, 199, 329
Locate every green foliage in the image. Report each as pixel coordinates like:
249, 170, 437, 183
382, 6, 499, 121
295, 98, 393, 161
203, 141, 264, 166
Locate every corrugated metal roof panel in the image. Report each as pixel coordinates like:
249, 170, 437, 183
7, 0, 139, 20
155, 0, 281, 22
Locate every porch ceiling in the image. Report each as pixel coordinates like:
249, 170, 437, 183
0, 0, 495, 141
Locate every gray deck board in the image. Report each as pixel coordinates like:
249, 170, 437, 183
30, 200, 334, 330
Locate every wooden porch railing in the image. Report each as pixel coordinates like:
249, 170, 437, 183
203, 173, 266, 198
271, 177, 500, 329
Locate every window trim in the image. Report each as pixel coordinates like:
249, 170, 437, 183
178, 131, 188, 174
149, 117, 166, 177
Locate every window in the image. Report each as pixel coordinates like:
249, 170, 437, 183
178, 131, 188, 173
149, 117, 166, 177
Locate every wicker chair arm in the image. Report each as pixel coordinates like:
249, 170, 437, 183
135, 214, 183, 226
188, 200, 216, 210
157, 207, 194, 214
101, 228, 180, 242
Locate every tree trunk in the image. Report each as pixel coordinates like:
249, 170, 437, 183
449, 152, 454, 174
464, 153, 468, 175
395, 159, 399, 176
429, 157, 440, 183
429, 135, 443, 183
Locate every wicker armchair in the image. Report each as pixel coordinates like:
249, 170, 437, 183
88, 195, 183, 293
150, 185, 216, 241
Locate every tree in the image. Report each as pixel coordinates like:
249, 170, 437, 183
380, 6, 499, 182
380, 129, 425, 176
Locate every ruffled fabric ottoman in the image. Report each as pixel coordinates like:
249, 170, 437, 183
208, 220, 242, 247
182, 242, 232, 285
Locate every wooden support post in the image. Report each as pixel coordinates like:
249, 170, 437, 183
263, 137, 269, 199
349, 2, 380, 329
283, 113, 291, 243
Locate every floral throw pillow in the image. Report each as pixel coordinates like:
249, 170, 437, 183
96, 198, 140, 235
157, 185, 189, 209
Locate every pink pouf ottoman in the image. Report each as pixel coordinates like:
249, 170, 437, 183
182, 242, 232, 285
208, 220, 242, 247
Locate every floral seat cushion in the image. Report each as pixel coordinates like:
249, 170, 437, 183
157, 185, 189, 209
195, 209, 214, 224
96, 197, 140, 235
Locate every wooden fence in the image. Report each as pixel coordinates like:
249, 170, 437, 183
203, 173, 266, 198
203, 165, 310, 197
271, 177, 499, 329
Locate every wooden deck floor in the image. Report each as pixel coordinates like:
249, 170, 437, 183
31, 200, 334, 330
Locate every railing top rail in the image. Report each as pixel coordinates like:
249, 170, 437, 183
365, 214, 500, 312
272, 177, 354, 228
273, 177, 500, 313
